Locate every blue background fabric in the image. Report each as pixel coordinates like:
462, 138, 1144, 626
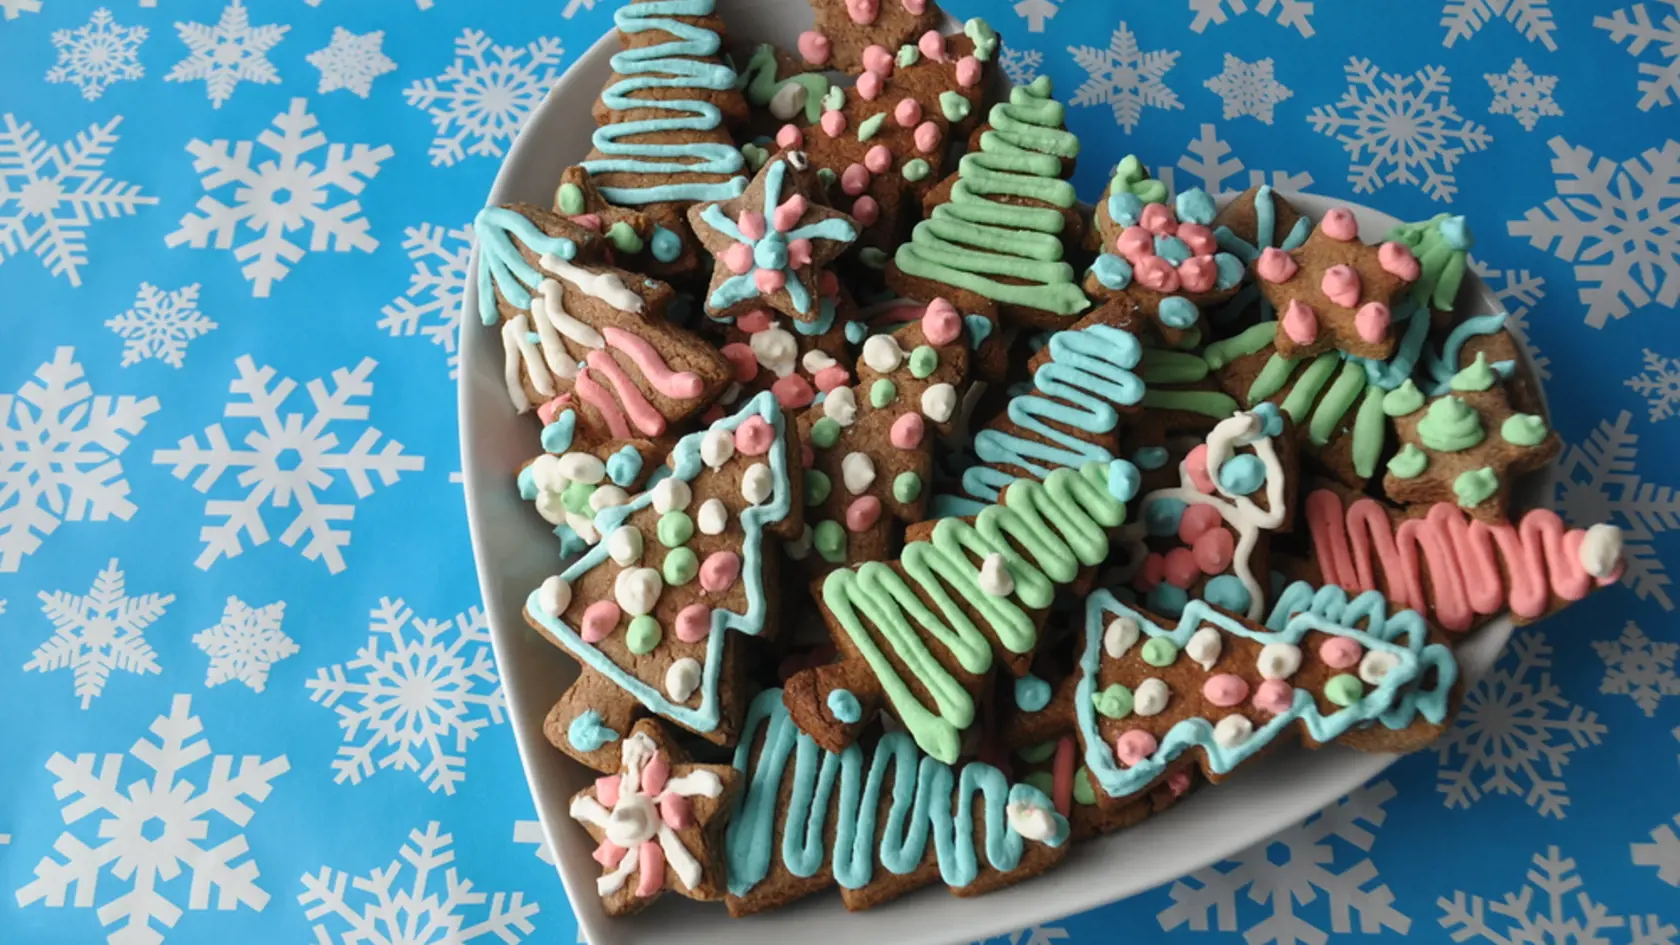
1, 1, 1676, 943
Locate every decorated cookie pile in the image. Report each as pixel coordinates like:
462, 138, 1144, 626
472, 0, 1629, 921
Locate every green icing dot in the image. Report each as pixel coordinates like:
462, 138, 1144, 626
741, 143, 768, 171
1501, 413, 1549, 446
909, 345, 938, 379
1324, 673, 1364, 707
895, 44, 920, 68
817, 167, 837, 188
626, 615, 662, 655
1418, 396, 1485, 453
557, 182, 585, 215
859, 247, 887, 269
811, 417, 840, 449
1141, 638, 1179, 667
1017, 740, 1057, 764
1453, 467, 1499, 508
938, 90, 971, 123
892, 472, 923, 503
806, 470, 832, 506
870, 378, 897, 407
657, 511, 693, 547
1449, 352, 1497, 393
964, 17, 998, 61
662, 547, 698, 586
606, 221, 643, 254
1387, 443, 1428, 479
1382, 379, 1425, 417
1093, 684, 1134, 720
1023, 771, 1054, 798
1072, 766, 1095, 805
858, 113, 887, 142
901, 158, 930, 182
814, 520, 847, 563
823, 86, 844, 111
561, 481, 595, 515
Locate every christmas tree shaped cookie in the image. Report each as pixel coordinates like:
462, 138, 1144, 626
1255, 206, 1421, 361
554, 165, 696, 277
519, 437, 665, 557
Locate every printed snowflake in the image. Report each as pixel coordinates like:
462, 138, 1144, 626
1309, 58, 1492, 202
306, 599, 504, 795
981, 925, 1071, 945
47, 8, 148, 101
0, 114, 157, 286
23, 558, 171, 709
1630, 349, 1680, 421
1, 0, 41, 20
300, 822, 538, 945
404, 29, 563, 167
306, 0, 437, 9
1205, 54, 1293, 125
1594, 621, 1680, 716
0, 347, 158, 572
1159, 780, 1409, 945
1436, 632, 1607, 818
1188, 0, 1316, 38
1486, 58, 1561, 132
1469, 259, 1550, 380
1068, 21, 1183, 133
1634, 815, 1680, 886
1000, 46, 1043, 86
194, 596, 296, 692
106, 282, 217, 369
1442, 0, 1557, 50
1508, 137, 1680, 328
378, 223, 472, 376
1014, 0, 1059, 32
1596, 3, 1680, 111
1555, 411, 1680, 608
152, 356, 423, 573
166, 98, 391, 298
307, 27, 396, 99
1157, 123, 1315, 197
164, 0, 288, 108
512, 820, 554, 865
1439, 846, 1678, 945
15, 694, 290, 945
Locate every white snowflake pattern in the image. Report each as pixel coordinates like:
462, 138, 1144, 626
0, 114, 157, 286
1436, 633, 1607, 818
47, 8, 148, 101
1629, 349, 1680, 422
1594, 621, 1680, 716
1159, 780, 1408, 945
194, 596, 296, 693
106, 282, 218, 369
979, 925, 1071, 945
1596, 3, 1680, 112
1205, 54, 1293, 125
152, 355, 423, 573
1188, 0, 1316, 38
306, 598, 504, 795
404, 29, 562, 167
512, 820, 554, 865
23, 558, 171, 709
166, 98, 391, 298
1014, 0, 1059, 33
15, 694, 290, 945
306, 0, 438, 9
1068, 21, 1182, 133
0, 347, 158, 572
299, 821, 538, 945
1556, 411, 1680, 608
164, 0, 288, 109
1439, 845, 1678, 945
1442, 0, 1557, 50
378, 223, 473, 376
1469, 259, 1550, 381
999, 46, 1043, 86
1, 0, 41, 20
1634, 815, 1680, 887
1157, 123, 1315, 197
307, 27, 396, 99
1309, 58, 1492, 202
1486, 58, 1561, 132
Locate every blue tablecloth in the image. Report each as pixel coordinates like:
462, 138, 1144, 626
1, 2, 1676, 943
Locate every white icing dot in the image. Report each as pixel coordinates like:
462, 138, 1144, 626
862, 334, 904, 373
528, 453, 566, 493
568, 511, 600, 544
614, 567, 663, 616
607, 525, 643, 566
751, 327, 798, 378
1257, 643, 1302, 681
979, 552, 1014, 596
1133, 678, 1170, 716
590, 485, 629, 511
534, 490, 567, 527
742, 463, 774, 504
652, 477, 692, 514
1213, 714, 1254, 748
823, 387, 858, 426
1005, 800, 1056, 843
921, 383, 956, 422
719, 382, 742, 405
700, 427, 735, 469
557, 452, 605, 484
770, 82, 807, 120
802, 350, 837, 374
787, 150, 809, 171
1104, 616, 1140, 659
841, 452, 876, 494
786, 524, 814, 560
538, 575, 571, 617
1579, 523, 1623, 579
1358, 650, 1401, 685
697, 498, 728, 535
1186, 626, 1223, 671
665, 658, 702, 703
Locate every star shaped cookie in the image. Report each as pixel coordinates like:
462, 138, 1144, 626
1255, 207, 1420, 361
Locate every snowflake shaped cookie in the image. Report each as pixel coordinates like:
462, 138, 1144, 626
1256, 207, 1420, 361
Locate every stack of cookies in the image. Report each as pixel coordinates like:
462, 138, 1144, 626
470, 0, 1628, 920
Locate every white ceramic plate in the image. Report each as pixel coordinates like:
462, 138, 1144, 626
457, 5, 1536, 942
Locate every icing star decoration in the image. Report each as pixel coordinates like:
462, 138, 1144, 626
688, 151, 858, 323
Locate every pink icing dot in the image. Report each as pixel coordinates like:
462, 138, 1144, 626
1178, 256, 1217, 293
721, 343, 758, 382
1177, 223, 1216, 255
571, 213, 602, 232
1114, 730, 1159, 766
772, 195, 808, 233
738, 210, 766, 242
857, 71, 884, 101
1282, 299, 1319, 345
1378, 240, 1421, 281
841, 163, 871, 196
850, 196, 880, 226
1178, 504, 1223, 544
722, 242, 754, 275
1134, 256, 1180, 293
537, 394, 572, 425
1256, 247, 1299, 283
776, 124, 803, 150
820, 109, 847, 137
736, 309, 773, 333
581, 601, 621, 644
593, 839, 626, 868
1134, 552, 1166, 591
797, 30, 831, 66
675, 603, 713, 642
755, 268, 787, 294
1185, 444, 1215, 494
642, 752, 669, 794
595, 775, 621, 807
903, 0, 927, 11
1319, 637, 1363, 669
1203, 674, 1250, 707
955, 55, 982, 88
861, 44, 894, 77
1139, 202, 1178, 236
864, 145, 893, 174
699, 553, 740, 594
787, 238, 813, 268
895, 98, 922, 127
1321, 207, 1359, 241
820, 270, 839, 296
846, 496, 883, 532
1356, 302, 1392, 343
1164, 548, 1200, 589
1321, 264, 1362, 308
1167, 770, 1191, 796
734, 415, 775, 455
1116, 226, 1154, 263
814, 365, 850, 391
922, 298, 961, 346
846, 0, 879, 25
913, 121, 942, 154
659, 792, 692, 830
1253, 680, 1294, 715
1193, 527, 1235, 575
772, 374, 814, 409
917, 29, 946, 61
890, 412, 925, 449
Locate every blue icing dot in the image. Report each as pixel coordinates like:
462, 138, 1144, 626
1092, 253, 1133, 290
1133, 445, 1169, 470
1159, 295, 1199, 329
567, 710, 619, 752
1252, 402, 1285, 437
1107, 459, 1141, 502
794, 294, 839, 336
517, 464, 538, 500
1147, 583, 1189, 618
1218, 454, 1267, 495
556, 524, 589, 559
1176, 188, 1217, 226
606, 445, 642, 487
1015, 674, 1052, 712
1203, 574, 1252, 614
1214, 252, 1245, 290
540, 410, 576, 453
650, 225, 682, 262
1154, 235, 1192, 265
964, 313, 993, 347
827, 688, 862, 724
844, 320, 868, 344
1107, 191, 1144, 226
1145, 496, 1187, 537
753, 234, 787, 270
1440, 215, 1473, 251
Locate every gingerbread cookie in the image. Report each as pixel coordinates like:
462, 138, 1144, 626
1209, 184, 1311, 325
802, 0, 951, 74
519, 438, 665, 555
713, 280, 856, 414
1255, 207, 1420, 361
554, 165, 697, 277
